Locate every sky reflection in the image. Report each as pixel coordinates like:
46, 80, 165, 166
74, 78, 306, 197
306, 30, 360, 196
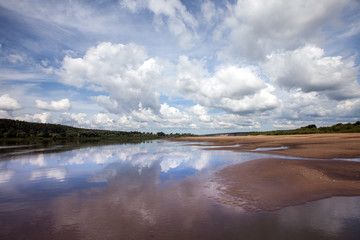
1, 140, 266, 186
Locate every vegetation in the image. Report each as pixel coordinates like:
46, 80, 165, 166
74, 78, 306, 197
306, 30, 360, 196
246, 121, 360, 135
0, 119, 195, 140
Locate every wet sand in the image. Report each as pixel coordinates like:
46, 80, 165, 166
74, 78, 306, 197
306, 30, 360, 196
173, 133, 360, 211
214, 158, 360, 211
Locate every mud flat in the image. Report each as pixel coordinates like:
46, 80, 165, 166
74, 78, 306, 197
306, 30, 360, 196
173, 133, 360, 211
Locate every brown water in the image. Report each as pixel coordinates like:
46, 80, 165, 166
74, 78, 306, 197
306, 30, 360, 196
0, 140, 359, 239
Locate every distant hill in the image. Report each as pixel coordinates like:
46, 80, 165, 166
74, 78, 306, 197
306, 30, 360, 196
0, 118, 189, 140
246, 122, 360, 135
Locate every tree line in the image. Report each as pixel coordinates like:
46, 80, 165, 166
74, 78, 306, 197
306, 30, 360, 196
0, 119, 194, 140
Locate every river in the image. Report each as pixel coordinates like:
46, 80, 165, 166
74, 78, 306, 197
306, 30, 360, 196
0, 140, 359, 239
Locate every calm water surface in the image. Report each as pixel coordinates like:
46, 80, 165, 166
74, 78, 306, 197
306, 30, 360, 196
0, 140, 359, 239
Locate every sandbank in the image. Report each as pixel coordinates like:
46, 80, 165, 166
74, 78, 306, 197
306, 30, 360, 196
172, 133, 360, 211
174, 133, 360, 159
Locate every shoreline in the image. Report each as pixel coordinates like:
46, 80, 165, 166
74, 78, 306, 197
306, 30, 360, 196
172, 133, 360, 211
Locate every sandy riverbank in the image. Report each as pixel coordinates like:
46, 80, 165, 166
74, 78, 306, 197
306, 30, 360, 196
174, 133, 360, 159
172, 133, 360, 211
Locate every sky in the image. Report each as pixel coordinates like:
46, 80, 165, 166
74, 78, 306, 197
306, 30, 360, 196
0, 0, 360, 134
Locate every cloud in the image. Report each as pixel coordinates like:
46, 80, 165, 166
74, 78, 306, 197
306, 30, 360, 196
61, 112, 142, 130
0, 94, 22, 110
338, 13, 360, 39
0, 110, 10, 118
149, 0, 198, 49
72, 101, 262, 131
276, 90, 333, 120
272, 120, 303, 130
218, 0, 350, 61
32, 112, 52, 123
176, 56, 278, 114
131, 106, 160, 123
200, 0, 217, 24
90, 95, 119, 113
60, 112, 90, 127
131, 102, 261, 131
58, 42, 162, 114
91, 113, 114, 128
0, 69, 43, 81
160, 103, 188, 120
35, 98, 71, 111
183, 110, 261, 130
272, 89, 360, 126
188, 104, 210, 122
335, 99, 360, 118
121, 0, 198, 49
16, 112, 51, 123
263, 45, 360, 99
0, 0, 119, 35
7, 54, 24, 64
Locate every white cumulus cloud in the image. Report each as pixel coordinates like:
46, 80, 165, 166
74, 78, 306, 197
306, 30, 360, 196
0, 94, 22, 111
263, 45, 360, 100
16, 112, 51, 123
60, 112, 90, 127
176, 56, 278, 114
35, 98, 71, 111
335, 99, 360, 117
58, 42, 162, 114
91, 113, 114, 127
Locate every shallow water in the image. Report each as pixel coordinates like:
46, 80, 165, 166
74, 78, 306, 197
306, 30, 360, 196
251, 146, 289, 151
0, 140, 359, 239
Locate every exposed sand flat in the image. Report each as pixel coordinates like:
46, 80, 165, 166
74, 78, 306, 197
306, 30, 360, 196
174, 133, 360, 159
172, 133, 360, 211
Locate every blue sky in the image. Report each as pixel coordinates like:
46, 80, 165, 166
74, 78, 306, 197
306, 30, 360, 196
0, 0, 360, 134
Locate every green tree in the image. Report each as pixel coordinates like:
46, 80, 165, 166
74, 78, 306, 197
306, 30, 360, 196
157, 132, 166, 137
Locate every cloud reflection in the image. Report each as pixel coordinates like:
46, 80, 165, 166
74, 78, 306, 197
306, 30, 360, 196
28, 154, 46, 166
30, 168, 67, 182
48, 164, 219, 239
57, 143, 213, 176
0, 169, 15, 184
88, 168, 117, 183
17, 154, 47, 167
278, 196, 360, 235
1, 141, 276, 189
